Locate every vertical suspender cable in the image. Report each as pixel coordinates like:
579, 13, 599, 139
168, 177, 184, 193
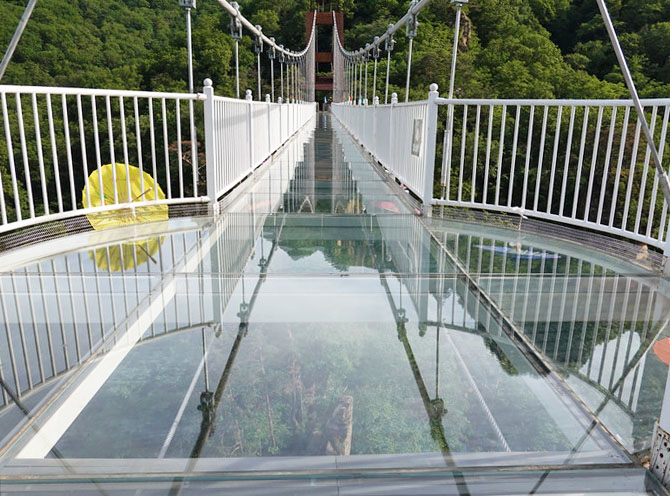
405, 0, 419, 103
359, 59, 363, 104
385, 26, 394, 105
229, 2, 243, 99
448, 3, 463, 100
353, 62, 357, 105
405, 38, 413, 102
186, 7, 194, 93
279, 45, 284, 102
372, 37, 380, 102
364, 54, 369, 104
442, 1, 465, 196
235, 40, 240, 99
270, 39, 276, 103
271, 58, 275, 102
254, 26, 263, 102
257, 53, 261, 100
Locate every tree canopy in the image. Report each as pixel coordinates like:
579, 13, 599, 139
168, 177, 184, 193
1, 0, 669, 99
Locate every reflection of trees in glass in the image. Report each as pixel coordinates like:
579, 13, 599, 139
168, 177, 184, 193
269, 221, 378, 271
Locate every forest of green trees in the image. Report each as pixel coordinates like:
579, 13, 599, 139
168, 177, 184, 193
2, 0, 670, 231
2, 0, 670, 99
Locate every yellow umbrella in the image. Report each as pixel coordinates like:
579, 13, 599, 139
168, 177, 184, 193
82, 163, 169, 230
89, 236, 163, 272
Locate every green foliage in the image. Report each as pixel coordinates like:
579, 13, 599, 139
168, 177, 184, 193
2, 0, 670, 227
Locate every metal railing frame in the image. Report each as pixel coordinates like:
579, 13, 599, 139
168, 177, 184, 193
332, 85, 439, 212
0, 82, 316, 236
334, 91, 670, 253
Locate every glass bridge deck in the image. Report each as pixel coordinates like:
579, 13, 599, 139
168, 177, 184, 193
0, 114, 667, 494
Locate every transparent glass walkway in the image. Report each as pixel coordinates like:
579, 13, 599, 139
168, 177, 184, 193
0, 114, 667, 494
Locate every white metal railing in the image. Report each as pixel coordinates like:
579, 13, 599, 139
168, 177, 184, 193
332, 87, 670, 253
332, 85, 439, 209
0, 82, 316, 236
437, 98, 670, 252
0, 85, 205, 234
203, 80, 316, 202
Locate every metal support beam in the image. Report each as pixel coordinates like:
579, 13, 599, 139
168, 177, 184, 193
0, 0, 39, 81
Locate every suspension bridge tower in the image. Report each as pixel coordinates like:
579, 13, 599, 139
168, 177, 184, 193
306, 10, 344, 101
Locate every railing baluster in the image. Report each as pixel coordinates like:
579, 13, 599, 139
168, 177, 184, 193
648, 105, 670, 238
533, 106, 548, 212
609, 106, 630, 227
482, 105, 493, 204
558, 106, 576, 218
622, 117, 642, 231
16, 93, 36, 218
189, 99, 198, 197
176, 100, 184, 198
494, 104, 506, 206
507, 105, 520, 207
522, 105, 535, 209
471, 105, 480, 203
584, 106, 603, 222
31, 93, 49, 215
149, 97, 158, 201
46, 94, 63, 213
571, 106, 590, 219
91, 95, 105, 207
597, 106, 617, 225
133, 97, 145, 196
162, 98, 172, 200
61, 94, 76, 211
546, 105, 563, 214
634, 106, 658, 234
105, 95, 118, 205
119, 97, 131, 203
457, 105, 467, 203
77, 95, 91, 209
1, 93, 18, 224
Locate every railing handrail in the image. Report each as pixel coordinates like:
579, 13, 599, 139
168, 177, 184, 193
333, 99, 430, 108
435, 97, 670, 107
0, 84, 205, 100
210, 94, 314, 105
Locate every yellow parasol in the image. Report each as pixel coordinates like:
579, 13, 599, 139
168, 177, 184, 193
82, 163, 169, 230
89, 237, 163, 272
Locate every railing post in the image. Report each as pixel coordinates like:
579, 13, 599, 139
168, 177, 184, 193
373, 96, 379, 158
203, 78, 217, 209
422, 84, 439, 216
246, 89, 254, 171
278, 97, 283, 143
266, 94, 272, 152
389, 92, 397, 172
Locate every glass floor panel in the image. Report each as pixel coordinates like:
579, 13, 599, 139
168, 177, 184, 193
0, 113, 667, 493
